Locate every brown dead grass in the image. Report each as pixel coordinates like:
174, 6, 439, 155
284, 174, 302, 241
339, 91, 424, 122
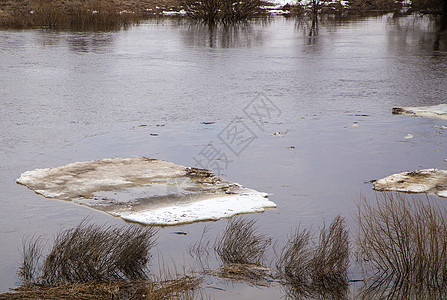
0, 0, 181, 29
0, 276, 202, 299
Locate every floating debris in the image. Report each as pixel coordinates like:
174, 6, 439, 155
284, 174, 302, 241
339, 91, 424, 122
270, 132, 287, 137
373, 169, 447, 198
17, 158, 276, 225
404, 134, 413, 139
352, 122, 360, 127
392, 104, 447, 121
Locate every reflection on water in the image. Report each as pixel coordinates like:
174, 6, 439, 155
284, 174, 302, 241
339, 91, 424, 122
360, 277, 447, 300
180, 21, 270, 48
283, 284, 348, 300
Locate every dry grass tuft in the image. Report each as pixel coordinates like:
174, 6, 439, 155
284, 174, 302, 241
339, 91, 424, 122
357, 193, 447, 298
213, 263, 274, 285
19, 219, 158, 286
214, 216, 271, 266
1, 276, 202, 299
276, 215, 349, 294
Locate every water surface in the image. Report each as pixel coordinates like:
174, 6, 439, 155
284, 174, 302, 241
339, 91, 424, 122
1, 14, 447, 297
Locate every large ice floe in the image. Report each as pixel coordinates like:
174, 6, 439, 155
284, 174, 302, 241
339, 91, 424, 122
392, 104, 447, 121
17, 158, 276, 225
373, 169, 447, 198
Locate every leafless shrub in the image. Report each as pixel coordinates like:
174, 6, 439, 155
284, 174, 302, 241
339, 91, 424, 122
277, 215, 349, 296
214, 217, 271, 265
357, 193, 447, 299
348, 0, 402, 11
182, 0, 262, 24
18, 219, 157, 286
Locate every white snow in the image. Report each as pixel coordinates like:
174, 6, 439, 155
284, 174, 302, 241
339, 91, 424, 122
162, 10, 187, 16
373, 169, 447, 198
119, 191, 276, 225
17, 158, 276, 225
393, 104, 447, 121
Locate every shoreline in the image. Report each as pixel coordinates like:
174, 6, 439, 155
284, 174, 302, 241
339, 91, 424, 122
0, 0, 414, 29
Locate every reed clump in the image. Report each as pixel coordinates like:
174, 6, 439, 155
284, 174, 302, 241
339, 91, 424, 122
19, 219, 158, 285
276, 215, 349, 295
357, 193, 447, 299
214, 216, 271, 266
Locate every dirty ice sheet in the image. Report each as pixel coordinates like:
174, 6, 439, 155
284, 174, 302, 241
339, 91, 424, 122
392, 104, 447, 121
373, 169, 447, 198
17, 158, 276, 225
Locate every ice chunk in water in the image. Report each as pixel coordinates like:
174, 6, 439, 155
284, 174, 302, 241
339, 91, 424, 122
17, 158, 276, 225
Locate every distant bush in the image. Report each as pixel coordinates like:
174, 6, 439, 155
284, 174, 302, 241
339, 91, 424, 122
411, 0, 445, 13
182, 0, 262, 24
347, 0, 403, 11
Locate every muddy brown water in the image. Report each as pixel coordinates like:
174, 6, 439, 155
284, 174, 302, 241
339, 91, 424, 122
1, 14, 447, 298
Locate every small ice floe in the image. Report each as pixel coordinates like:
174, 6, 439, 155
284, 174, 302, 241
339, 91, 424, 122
392, 104, 447, 121
373, 169, 447, 199
17, 158, 276, 225
404, 134, 413, 139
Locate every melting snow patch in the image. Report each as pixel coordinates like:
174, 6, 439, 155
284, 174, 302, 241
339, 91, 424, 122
392, 104, 447, 121
17, 158, 276, 225
373, 169, 447, 198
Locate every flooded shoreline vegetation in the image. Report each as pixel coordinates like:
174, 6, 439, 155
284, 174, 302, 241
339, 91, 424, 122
357, 193, 447, 299
0, 0, 445, 29
4, 200, 447, 298
182, 0, 263, 24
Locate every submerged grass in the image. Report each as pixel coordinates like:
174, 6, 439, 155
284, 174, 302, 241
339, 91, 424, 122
357, 193, 447, 299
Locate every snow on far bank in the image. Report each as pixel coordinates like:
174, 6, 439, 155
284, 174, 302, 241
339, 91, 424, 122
17, 158, 276, 225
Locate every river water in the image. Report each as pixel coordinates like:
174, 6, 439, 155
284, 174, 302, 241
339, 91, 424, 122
1, 14, 447, 297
